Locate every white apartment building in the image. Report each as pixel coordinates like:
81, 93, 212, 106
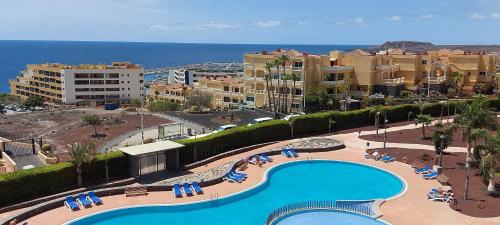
9, 62, 145, 105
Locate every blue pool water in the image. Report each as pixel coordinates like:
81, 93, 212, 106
68, 161, 404, 225
274, 210, 388, 225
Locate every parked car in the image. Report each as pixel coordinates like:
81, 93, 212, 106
282, 113, 305, 121
213, 124, 237, 133
247, 117, 273, 126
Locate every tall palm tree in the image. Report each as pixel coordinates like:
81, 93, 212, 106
417, 114, 433, 139
477, 131, 500, 192
274, 59, 282, 114
289, 73, 301, 112
264, 62, 276, 113
449, 97, 497, 168
278, 54, 290, 113
69, 142, 96, 187
282, 73, 290, 114
452, 71, 464, 95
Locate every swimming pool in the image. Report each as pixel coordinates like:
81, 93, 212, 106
67, 160, 405, 225
273, 210, 389, 225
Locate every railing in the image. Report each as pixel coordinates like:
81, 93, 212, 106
265, 199, 384, 225
376, 64, 400, 71
384, 77, 404, 84
427, 76, 447, 84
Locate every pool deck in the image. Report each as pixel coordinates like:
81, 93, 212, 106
11, 122, 500, 225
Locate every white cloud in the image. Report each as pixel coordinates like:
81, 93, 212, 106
335, 21, 347, 26
148, 24, 170, 31
254, 20, 281, 28
297, 21, 309, 26
148, 21, 240, 31
353, 17, 366, 26
491, 12, 500, 19
419, 14, 434, 19
386, 16, 402, 21
469, 13, 487, 19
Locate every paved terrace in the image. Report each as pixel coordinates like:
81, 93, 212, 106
9, 121, 500, 225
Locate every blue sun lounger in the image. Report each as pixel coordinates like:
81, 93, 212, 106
224, 173, 243, 183
182, 183, 193, 196
261, 153, 273, 162
281, 148, 293, 158
76, 193, 93, 208
87, 191, 103, 205
381, 155, 395, 163
192, 182, 203, 194
64, 196, 80, 211
424, 171, 439, 180
258, 154, 269, 163
173, 184, 183, 198
288, 148, 298, 157
414, 165, 431, 174
231, 171, 247, 178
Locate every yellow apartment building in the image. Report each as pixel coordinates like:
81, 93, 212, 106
197, 77, 245, 109
149, 83, 193, 104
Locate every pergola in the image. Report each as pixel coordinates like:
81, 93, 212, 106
120, 140, 185, 177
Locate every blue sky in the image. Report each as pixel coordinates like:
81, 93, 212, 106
1, 0, 500, 44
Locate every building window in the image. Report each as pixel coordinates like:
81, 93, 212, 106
421, 60, 427, 65
140, 80, 144, 83
75, 73, 89, 79
234, 87, 240, 92
223, 97, 231, 102
108, 73, 119, 78
293, 61, 303, 68
325, 73, 336, 81
479, 71, 487, 76
105, 80, 120, 84
295, 89, 302, 95
224, 86, 230, 92
291, 103, 301, 108
327, 88, 335, 95
75, 80, 90, 85
246, 96, 254, 102
338, 73, 345, 80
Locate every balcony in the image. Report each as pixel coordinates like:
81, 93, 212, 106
376, 64, 400, 72
427, 76, 447, 84
322, 80, 345, 85
320, 66, 353, 73
384, 77, 405, 85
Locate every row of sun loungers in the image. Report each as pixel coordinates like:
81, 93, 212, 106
173, 182, 203, 198
364, 151, 395, 163
249, 153, 273, 165
281, 148, 298, 158
65, 192, 103, 211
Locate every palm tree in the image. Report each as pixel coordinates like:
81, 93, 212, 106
417, 114, 433, 139
452, 71, 464, 95
477, 131, 500, 192
264, 62, 276, 113
274, 59, 282, 114
154, 90, 160, 101
449, 97, 497, 168
278, 54, 290, 113
282, 73, 290, 114
289, 73, 301, 112
69, 142, 96, 187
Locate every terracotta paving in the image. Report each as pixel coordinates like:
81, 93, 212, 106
8, 121, 500, 225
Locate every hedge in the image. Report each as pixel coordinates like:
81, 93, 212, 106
0, 162, 75, 207
177, 120, 291, 165
0, 151, 129, 207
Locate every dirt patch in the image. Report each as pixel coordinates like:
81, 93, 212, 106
45, 114, 170, 161
367, 148, 500, 217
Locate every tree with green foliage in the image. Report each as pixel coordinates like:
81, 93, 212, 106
417, 114, 433, 139
448, 97, 497, 168
186, 91, 213, 111
477, 131, 500, 192
278, 55, 290, 114
432, 130, 452, 166
82, 114, 102, 137
68, 142, 96, 187
264, 61, 276, 113
154, 90, 160, 101
23, 95, 44, 107
148, 100, 180, 112
289, 73, 301, 113
132, 99, 142, 108
451, 72, 464, 95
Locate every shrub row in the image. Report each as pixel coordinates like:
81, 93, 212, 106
177, 120, 291, 165
0, 151, 129, 207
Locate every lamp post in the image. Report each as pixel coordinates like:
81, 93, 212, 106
383, 118, 388, 151
439, 100, 446, 123
375, 111, 380, 137
439, 134, 445, 167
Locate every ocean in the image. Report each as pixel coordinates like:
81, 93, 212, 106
0, 40, 367, 93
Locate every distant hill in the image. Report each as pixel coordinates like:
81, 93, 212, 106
367, 41, 500, 53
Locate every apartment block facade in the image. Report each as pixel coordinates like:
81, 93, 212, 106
9, 62, 144, 105
197, 77, 245, 109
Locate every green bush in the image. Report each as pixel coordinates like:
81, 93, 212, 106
177, 120, 291, 165
0, 162, 75, 207
148, 100, 180, 112
0, 151, 129, 207
82, 151, 129, 185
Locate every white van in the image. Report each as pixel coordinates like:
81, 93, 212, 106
247, 117, 273, 126
213, 124, 237, 133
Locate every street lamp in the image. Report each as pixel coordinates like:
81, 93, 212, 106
439, 134, 445, 167
383, 118, 388, 151
375, 111, 380, 137
439, 100, 446, 123
464, 156, 471, 200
